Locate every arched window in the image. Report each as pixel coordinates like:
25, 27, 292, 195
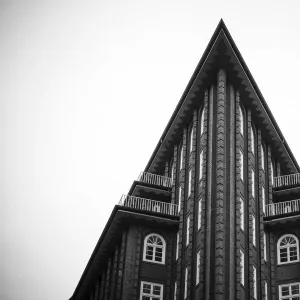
277, 234, 300, 265
239, 105, 244, 136
250, 125, 255, 154
143, 234, 166, 264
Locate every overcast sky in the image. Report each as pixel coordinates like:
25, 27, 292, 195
1, 1, 300, 299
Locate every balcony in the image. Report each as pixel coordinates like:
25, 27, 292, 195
137, 172, 172, 188
273, 174, 300, 202
128, 172, 172, 202
118, 194, 179, 217
264, 199, 300, 227
274, 173, 300, 189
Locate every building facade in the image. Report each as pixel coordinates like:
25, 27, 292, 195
70, 20, 300, 300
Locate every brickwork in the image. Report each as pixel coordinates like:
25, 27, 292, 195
235, 90, 243, 299
197, 90, 208, 300
176, 127, 187, 299
214, 69, 226, 300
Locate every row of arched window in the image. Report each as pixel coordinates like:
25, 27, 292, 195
144, 233, 300, 267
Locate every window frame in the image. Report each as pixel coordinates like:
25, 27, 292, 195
186, 216, 190, 246
180, 145, 184, 170
196, 250, 200, 285
239, 149, 244, 181
178, 186, 182, 213
200, 107, 205, 136
140, 281, 164, 300
251, 168, 255, 198
253, 214, 256, 247
261, 144, 265, 171
264, 280, 268, 300
262, 186, 266, 214
270, 161, 274, 186
184, 267, 188, 299
277, 234, 300, 265
143, 233, 166, 265
190, 126, 194, 153
264, 232, 267, 261
240, 197, 244, 231
253, 265, 257, 299
279, 282, 300, 300
251, 125, 255, 154
240, 249, 245, 286
198, 199, 202, 230
199, 150, 203, 181
239, 105, 244, 136
188, 169, 192, 197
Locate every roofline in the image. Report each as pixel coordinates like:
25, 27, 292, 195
144, 19, 300, 174
70, 206, 119, 300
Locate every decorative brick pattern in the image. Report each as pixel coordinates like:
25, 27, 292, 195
214, 69, 226, 300
198, 90, 208, 300
204, 85, 215, 300
235, 90, 243, 300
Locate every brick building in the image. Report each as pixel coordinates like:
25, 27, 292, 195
70, 20, 300, 300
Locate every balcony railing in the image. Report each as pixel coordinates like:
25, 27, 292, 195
137, 172, 172, 188
118, 194, 179, 216
265, 199, 300, 217
274, 173, 300, 188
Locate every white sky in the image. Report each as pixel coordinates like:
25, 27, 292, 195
1, 1, 300, 299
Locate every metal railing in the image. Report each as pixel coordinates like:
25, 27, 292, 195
118, 194, 179, 216
274, 173, 300, 188
265, 199, 300, 217
137, 172, 172, 188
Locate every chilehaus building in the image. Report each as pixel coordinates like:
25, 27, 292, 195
70, 20, 300, 300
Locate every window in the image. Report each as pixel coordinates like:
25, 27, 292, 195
140, 281, 163, 300
251, 125, 255, 154
186, 216, 190, 246
277, 234, 300, 265
253, 266, 257, 299
178, 186, 182, 213
190, 127, 194, 153
261, 145, 265, 170
199, 151, 203, 180
239, 105, 244, 136
264, 232, 267, 261
143, 234, 166, 264
198, 199, 202, 230
196, 251, 200, 285
188, 169, 192, 197
262, 186, 266, 214
184, 268, 188, 299
251, 169, 255, 198
174, 282, 177, 300
200, 107, 205, 136
176, 232, 179, 260
279, 282, 300, 300
240, 198, 244, 231
264, 281, 268, 300
240, 249, 244, 286
239, 149, 244, 181
270, 162, 274, 185
170, 161, 174, 183
180, 146, 184, 170
253, 215, 256, 247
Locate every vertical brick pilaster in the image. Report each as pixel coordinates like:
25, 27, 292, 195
116, 231, 127, 300
235, 90, 243, 299
214, 69, 226, 300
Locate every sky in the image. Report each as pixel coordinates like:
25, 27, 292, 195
1, 1, 300, 299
